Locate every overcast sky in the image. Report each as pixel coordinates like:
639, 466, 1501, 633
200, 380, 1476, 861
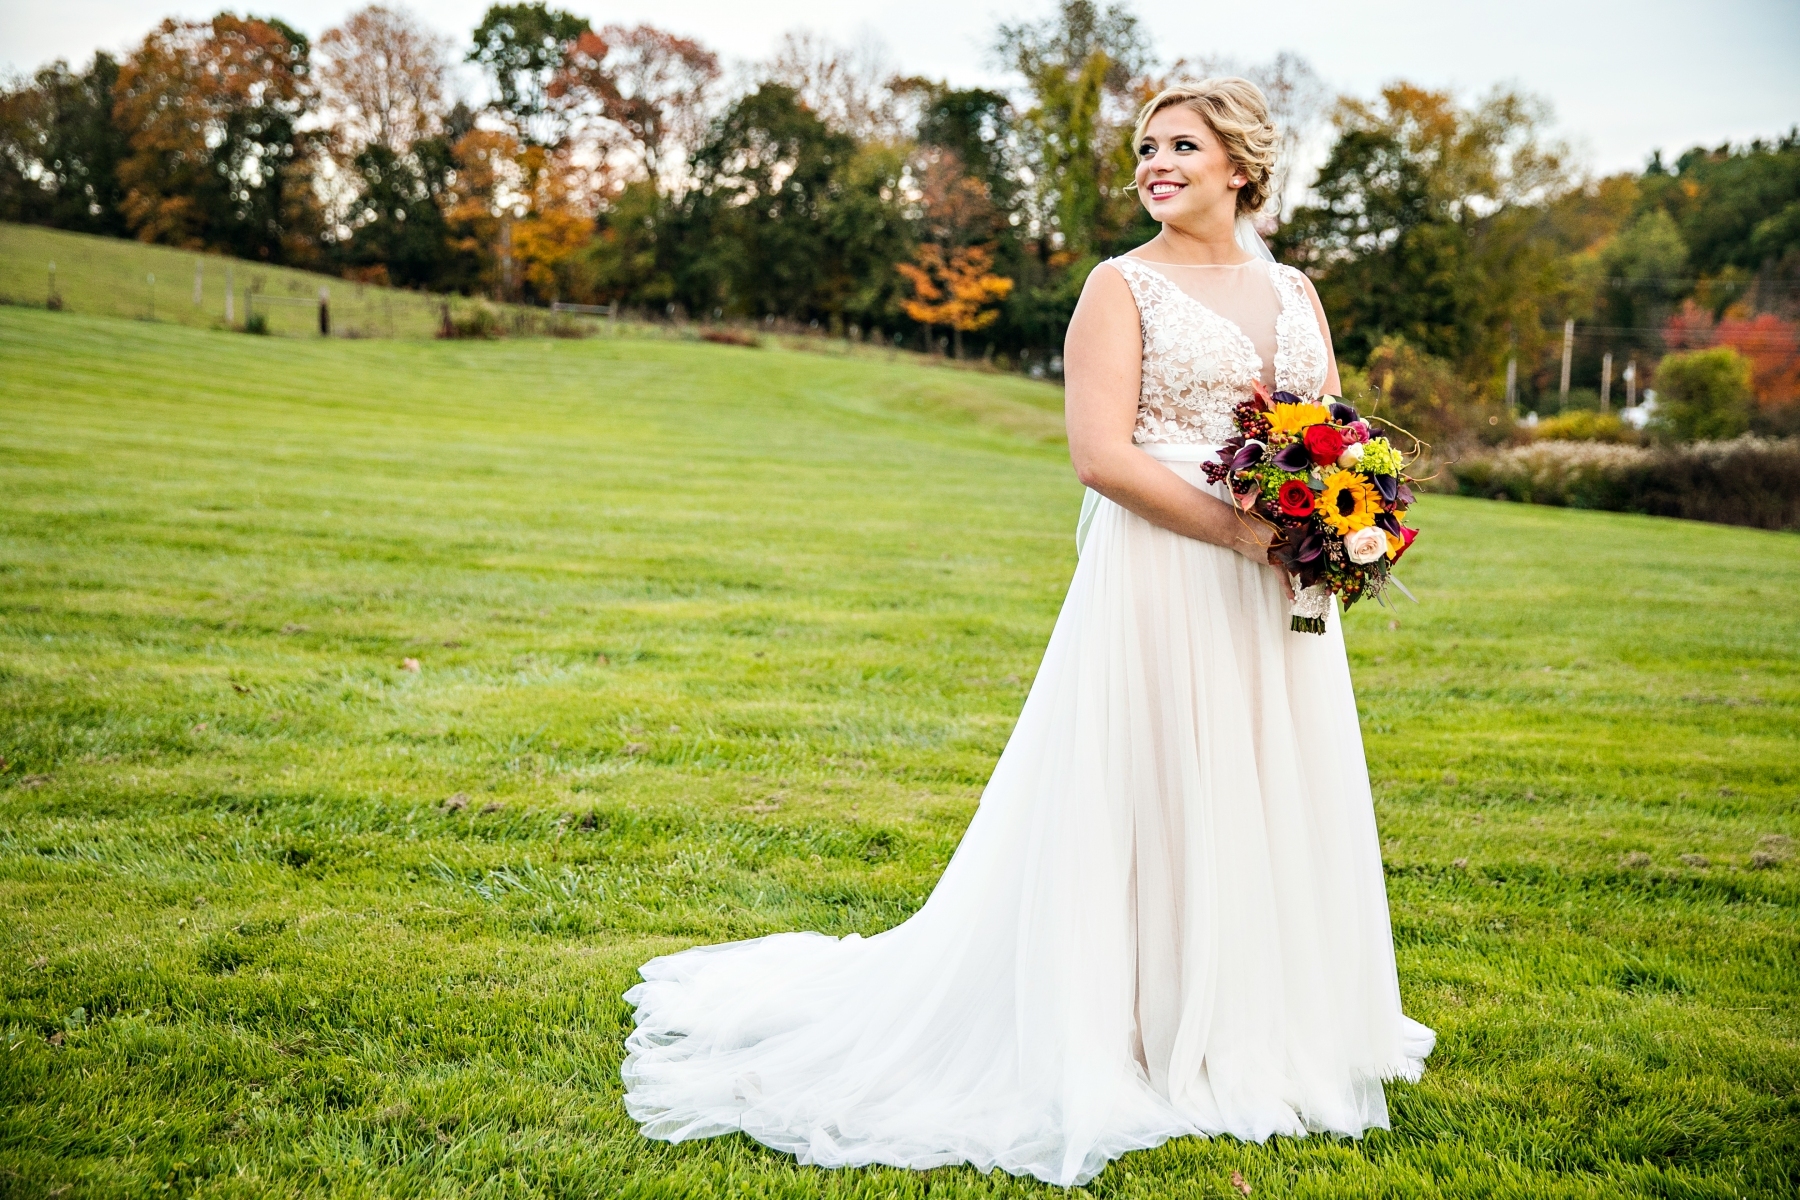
5, 0, 1797, 176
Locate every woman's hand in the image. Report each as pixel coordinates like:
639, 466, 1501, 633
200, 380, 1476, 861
1228, 515, 1295, 600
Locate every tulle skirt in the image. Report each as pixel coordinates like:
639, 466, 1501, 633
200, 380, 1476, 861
621, 449, 1436, 1186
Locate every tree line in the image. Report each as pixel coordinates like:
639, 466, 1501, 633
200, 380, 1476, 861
3, 1, 1797, 437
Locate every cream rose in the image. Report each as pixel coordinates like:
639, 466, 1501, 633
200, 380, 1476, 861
1344, 525, 1389, 564
1336, 441, 1365, 469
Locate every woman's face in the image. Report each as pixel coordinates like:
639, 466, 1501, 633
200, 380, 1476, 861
1134, 106, 1242, 227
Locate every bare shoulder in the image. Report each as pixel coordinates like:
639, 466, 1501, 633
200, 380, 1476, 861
1065, 259, 1142, 359
1074, 259, 1138, 315
1083, 257, 1132, 288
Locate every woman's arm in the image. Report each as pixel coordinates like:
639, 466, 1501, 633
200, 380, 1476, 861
1063, 262, 1279, 568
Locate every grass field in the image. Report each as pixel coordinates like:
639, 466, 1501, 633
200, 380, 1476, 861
2, 303, 1797, 1199
0, 221, 986, 360
0, 223, 619, 340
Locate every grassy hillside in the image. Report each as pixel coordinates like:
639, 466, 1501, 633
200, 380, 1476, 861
1, 306, 1796, 1199
0, 222, 600, 339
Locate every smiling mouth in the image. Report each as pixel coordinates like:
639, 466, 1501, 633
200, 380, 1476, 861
1146, 180, 1185, 200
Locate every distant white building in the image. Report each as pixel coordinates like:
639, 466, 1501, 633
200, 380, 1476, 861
1621, 390, 1658, 430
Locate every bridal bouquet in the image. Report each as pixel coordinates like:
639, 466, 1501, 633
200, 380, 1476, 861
1203, 386, 1419, 634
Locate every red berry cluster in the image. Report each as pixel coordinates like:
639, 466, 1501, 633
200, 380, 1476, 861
1232, 400, 1273, 442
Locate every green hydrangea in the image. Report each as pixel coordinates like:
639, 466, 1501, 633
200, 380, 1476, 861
1259, 470, 1306, 505
1357, 437, 1402, 476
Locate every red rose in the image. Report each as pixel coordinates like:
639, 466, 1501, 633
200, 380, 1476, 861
1277, 479, 1315, 517
1303, 423, 1348, 465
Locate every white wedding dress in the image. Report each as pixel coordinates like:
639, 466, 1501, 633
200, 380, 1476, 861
621, 253, 1436, 1187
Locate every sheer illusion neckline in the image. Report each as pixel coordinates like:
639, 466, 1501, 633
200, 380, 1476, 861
1123, 258, 1277, 381
1125, 258, 1259, 269
1171, 288, 1264, 379
1108, 255, 1331, 444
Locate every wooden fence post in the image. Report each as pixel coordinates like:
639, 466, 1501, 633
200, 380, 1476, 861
1559, 319, 1574, 407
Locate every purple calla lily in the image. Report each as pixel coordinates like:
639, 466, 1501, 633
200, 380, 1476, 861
1204, 436, 1244, 482
1272, 442, 1313, 473
1328, 401, 1360, 424
1375, 510, 1403, 537
1370, 473, 1398, 505
1294, 529, 1326, 563
1271, 390, 1304, 407
1231, 440, 1266, 472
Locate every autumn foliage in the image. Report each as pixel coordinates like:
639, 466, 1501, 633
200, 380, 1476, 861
317, 5, 448, 156
1664, 302, 1800, 415
4, 0, 1798, 386
550, 27, 720, 186
113, 16, 315, 258
898, 245, 1015, 358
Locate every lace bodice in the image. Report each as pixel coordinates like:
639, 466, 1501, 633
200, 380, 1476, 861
1109, 257, 1330, 445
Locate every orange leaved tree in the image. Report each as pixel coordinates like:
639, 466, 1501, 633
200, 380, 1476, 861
113, 15, 316, 260
1665, 301, 1800, 422
442, 130, 598, 302
897, 244, 1014, 360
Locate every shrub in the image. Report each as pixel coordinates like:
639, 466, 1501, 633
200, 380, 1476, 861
244, 312, 270, 335
699, 327, 759, 348
1753, 396, 1800, 439
1452, 436, 1800, 531
1341, 335, 1510, 454
1653, 347, 1754, 442
1453, 441, 1652, 510
440, 301, 502, 340
1533, 411, 1637, 443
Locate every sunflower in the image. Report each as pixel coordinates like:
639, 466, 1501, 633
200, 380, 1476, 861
1265, 402, 1331, 436
1315, 469, 1378, 534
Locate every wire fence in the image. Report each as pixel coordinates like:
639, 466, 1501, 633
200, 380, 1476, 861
0, 222, 516, 339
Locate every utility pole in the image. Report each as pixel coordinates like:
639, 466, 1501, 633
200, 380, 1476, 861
1625, 359, 1637, 408
499, 219, 513, 301
1559, 318, 1574, 408
225, 263, 235, 324
1601, 352, 1613, 412
1505, 356, 1518, 412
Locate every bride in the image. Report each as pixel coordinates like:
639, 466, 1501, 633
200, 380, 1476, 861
621, 77, 1436, 1187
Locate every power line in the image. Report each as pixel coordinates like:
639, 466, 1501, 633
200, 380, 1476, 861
1600, 277, 1800, 291
1542, 322, 1799, 346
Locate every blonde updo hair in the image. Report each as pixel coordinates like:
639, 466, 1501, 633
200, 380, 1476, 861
1132, 78, 1279, 213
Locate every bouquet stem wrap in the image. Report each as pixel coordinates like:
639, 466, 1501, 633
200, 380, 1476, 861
1290, 581, 1332, 635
